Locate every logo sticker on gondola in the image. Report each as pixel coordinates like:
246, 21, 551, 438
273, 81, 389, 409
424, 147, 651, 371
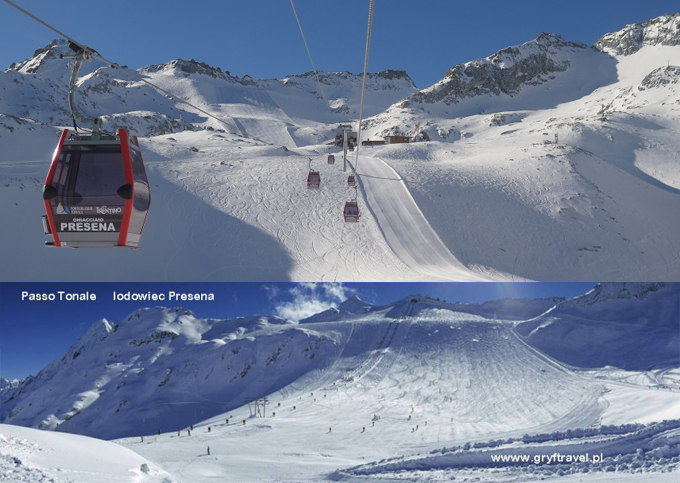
66, 206, 94, 215
57, 205, 124, 215
96, 206, 123, 215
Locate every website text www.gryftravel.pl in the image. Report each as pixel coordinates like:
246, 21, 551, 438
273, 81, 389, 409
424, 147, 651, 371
490, 452, 604, 465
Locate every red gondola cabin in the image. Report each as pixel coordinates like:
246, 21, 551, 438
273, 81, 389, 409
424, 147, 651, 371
307, 170, 321, 189
343, 201, 360, 222
42, 129, 150, 248
327, 154, 335, 165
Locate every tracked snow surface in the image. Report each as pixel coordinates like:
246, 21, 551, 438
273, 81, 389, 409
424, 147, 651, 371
1, 283, 678, 482
1, 15, 680, 281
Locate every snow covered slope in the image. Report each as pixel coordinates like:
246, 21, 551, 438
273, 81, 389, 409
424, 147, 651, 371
0, 307, 343, 439
342, 420, 680, 482
516, 282, 680, 370
358, 14, 680, 281
0, 424, 171, 482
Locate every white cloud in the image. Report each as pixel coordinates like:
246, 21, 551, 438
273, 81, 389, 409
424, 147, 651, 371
274, 283, 355, 321
262, 284, 280, 300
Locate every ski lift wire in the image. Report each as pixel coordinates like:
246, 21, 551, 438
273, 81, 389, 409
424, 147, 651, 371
288, 0, 331, 113
354, 0, 375, 173
1, 0, 243, 135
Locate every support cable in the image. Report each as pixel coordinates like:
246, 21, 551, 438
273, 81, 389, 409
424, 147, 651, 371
354, 0, 375, 173
289, 0, 331, 112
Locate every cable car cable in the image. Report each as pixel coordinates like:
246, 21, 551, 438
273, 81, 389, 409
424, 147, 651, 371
1, 0, 244, 136
353, 0, 375, 174
288, 0, 331, 113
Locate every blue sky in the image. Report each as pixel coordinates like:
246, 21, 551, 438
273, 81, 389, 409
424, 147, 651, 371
0, 282, 594, 380
0, 1, 677, 88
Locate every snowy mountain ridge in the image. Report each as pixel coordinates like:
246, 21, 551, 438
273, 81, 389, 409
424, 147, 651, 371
0, 38, 418, 141
572, 282, 667, 305
0, 306, 338, 439
400, 32, 588, 109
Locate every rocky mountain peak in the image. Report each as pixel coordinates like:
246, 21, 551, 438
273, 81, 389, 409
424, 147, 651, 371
6, 39, 71, 74
283, 69, 416, 90
594, 13, 680, 56
640, 64, 680, 89
400, 32, 587, 108
141, 58, 230, 79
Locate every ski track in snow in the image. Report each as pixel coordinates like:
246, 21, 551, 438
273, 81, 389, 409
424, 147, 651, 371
115, 311, 671, 483
354, 153, 512, 281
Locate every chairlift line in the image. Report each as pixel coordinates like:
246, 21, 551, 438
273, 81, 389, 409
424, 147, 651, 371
340, 0, 374, 223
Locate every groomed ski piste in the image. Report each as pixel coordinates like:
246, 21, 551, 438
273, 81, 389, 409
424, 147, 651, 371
1, 14, 680, 281
1, 283, 678, 482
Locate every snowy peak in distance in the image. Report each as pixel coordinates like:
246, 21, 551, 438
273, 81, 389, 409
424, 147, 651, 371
140, 58, 254, 85
594, 13, 680, 55
0, 306, 329, 439
0, 38, 418, 143
335, 294, 374, 315
300, 295, 375, 323
201, 314, 290, 340
539, 282, 677, 327
6, 38, 71, 74
574, 282, 667, 305
400, 32, 589, 108
301, 293, 567, 324
0, 378, 19, 394
283, 69, 416, 91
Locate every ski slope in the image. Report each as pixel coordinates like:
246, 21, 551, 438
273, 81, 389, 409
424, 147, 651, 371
1, 132, 499, 281
354, 152, 514, 281
112, 307, 677, 482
